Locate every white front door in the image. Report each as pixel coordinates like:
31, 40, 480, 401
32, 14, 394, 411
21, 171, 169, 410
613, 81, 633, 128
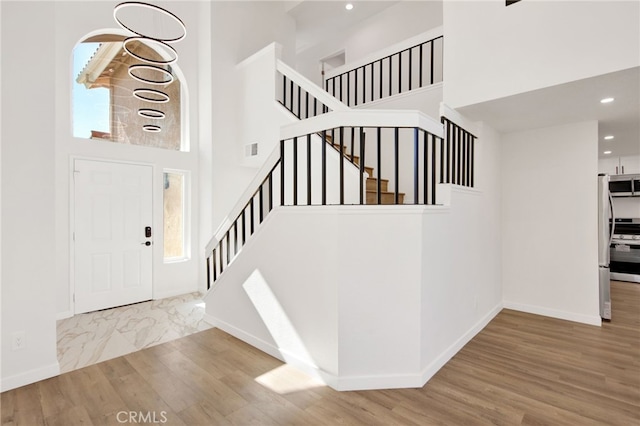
73, 159, 153, 314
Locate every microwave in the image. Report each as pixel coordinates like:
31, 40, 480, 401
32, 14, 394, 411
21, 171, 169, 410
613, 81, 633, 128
609, 174, 640, 197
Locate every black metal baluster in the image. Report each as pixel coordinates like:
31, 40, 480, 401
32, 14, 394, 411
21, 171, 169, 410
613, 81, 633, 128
280, 140, 285, 206
305, 91, 309, 119
233, 220, 238, 255
354, 68, 358, 106
322, 130, 327, 205
297, 85, 301, 118
370, 64, 374, 103
470, 136, 475, 187
293, 137, 298, 206
241, 210, 246, 245
431, 134, 437, 205
289, 79, 294, 114
430, 40, 435, 85
339, 127, 344, 204
282, 74, 286, 106
268, 173, 273, 211
249, 198, 254, 235
350, 127, 355, 162
457, 125, 462, 185
394, 127, 400, 204
226, 232, 230, 265
379, 60, 383, 100
398, 52, 402, 94
388, 56, 392, 97
206, 256, 211, 288
377, 127, 382, 204
307, 134, 312, 205
332, 77, 336, 97
339, 74, 343, 102
258, 184, 264, 223
360, 128, 366, 205
466, 132, 472, 187
346, 71, 351, 106
419, 43, 423, 88
212, 248, 217, 281
408, 48, 412, 91
314, 98, 317, 117
414, 127, 419, 204
219, 243, 224, 273
446, 120, 451, 183
423, 131, 428, 204
461, 131, 467, 186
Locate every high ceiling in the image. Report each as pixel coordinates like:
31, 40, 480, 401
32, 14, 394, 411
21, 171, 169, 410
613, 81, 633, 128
287, 1, 400, 53
286, 1, 639, 159
457, 67, 640, 158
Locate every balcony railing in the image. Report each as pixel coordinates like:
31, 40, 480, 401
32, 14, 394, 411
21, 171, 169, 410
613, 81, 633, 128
325, 35, 443, 107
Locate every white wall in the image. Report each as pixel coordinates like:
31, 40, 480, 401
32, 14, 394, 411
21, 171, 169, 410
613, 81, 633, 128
205, 184, 503, 390
53, 1, 206, 317
443, 0, 640, 109
1, 1, 60, 391
502, 121, 600, 325
210, 1, 296, 228
1, 0, 215, 390
296, 1, 443, 87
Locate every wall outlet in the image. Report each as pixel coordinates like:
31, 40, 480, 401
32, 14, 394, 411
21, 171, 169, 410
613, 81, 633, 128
11, 331, 26, 351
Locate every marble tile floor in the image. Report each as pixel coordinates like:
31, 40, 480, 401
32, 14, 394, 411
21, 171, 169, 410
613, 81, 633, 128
56, 292, 212, 374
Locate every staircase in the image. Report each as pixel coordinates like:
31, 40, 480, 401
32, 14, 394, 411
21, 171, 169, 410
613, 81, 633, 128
205, 52, 476, 289
327, 138, 405, 205
201, 35, 496, 393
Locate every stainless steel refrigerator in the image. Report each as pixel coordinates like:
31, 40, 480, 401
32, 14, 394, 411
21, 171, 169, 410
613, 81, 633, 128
598, 174, 613, 320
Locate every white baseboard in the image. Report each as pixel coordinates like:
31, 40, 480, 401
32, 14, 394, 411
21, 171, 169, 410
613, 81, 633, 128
420, 302, 503, 385
203, 315, 283, 362
204, 315, 340, 388
1, 362, 60, 392
335, 373, 423, 391
503, 300, 601, 326
56, 310, 73, 321
206, 306, 506, 392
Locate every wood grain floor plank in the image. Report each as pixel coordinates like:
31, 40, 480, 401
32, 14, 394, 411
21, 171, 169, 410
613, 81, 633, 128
2, 281, 638, 425
43, 405, 93, 426
176, 400, 232, 426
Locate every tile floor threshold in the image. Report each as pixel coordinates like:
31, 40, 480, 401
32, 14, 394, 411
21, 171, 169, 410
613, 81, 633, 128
56, 292, 212, 374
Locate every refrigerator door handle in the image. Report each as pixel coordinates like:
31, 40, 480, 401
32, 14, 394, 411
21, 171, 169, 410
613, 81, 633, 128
609, 191, 616, 247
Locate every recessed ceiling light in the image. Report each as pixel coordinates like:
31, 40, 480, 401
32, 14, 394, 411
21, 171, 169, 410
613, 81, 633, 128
604, 151, 612, 155
345, 3, 354, 10
600, 97, 614, 104
604, 135, 614, 140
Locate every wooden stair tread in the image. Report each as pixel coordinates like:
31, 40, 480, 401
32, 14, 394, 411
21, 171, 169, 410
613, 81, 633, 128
365, 190, 404, 195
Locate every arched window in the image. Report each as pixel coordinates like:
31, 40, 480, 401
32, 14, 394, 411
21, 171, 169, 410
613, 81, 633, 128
73, 33, 184, 151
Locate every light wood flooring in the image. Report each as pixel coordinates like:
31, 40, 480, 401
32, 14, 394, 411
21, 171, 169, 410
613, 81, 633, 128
2, 281, 639, 425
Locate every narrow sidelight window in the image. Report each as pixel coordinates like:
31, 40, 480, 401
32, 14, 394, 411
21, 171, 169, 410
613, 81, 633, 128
163, 170, 188, 261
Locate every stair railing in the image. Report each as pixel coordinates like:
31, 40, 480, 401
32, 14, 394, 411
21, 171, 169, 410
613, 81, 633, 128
205, 59, 476, 290
276, 60, 349, 120
325, 31, 443, 107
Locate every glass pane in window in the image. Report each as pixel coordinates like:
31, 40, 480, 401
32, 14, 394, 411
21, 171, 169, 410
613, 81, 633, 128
73, 35, 183, 151
163, 172, 185, 259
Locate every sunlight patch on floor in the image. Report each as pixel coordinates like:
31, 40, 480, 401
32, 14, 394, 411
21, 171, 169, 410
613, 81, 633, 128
255, 364, 325, 394
242, 269, 326, 392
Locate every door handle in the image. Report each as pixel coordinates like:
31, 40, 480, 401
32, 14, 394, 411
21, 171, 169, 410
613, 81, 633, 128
141, 241, 152, 246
